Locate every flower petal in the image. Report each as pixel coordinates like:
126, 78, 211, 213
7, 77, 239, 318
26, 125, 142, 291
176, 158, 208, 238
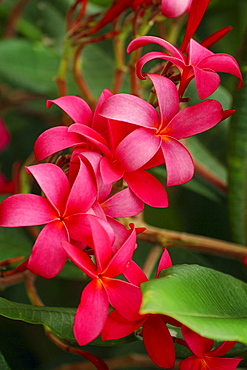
65, 159, 97, 215
123, 260, 148, 286
143, 315, 176, 368
198, 54, 243, 88
161, 0, 191, 18
100, 156, 125, 185
74, 279, 109, 346
127, 36, 185, 61
28, 221, 68, 278
164, 100, 223, 139
62, 240, 96, 278
34, 126, 85, 161
124, 169, 168, 208
193, 66, 221, 99
0, 117, 10, 152
104, 225, 136, 277
102, 310, 143, 341
0, 194, 56, 227
101, 187, 144, 218
69, 124, 112, 157
26, 163, 70, 215
156, 248, 172, 278
115, 127, 160, 172
47, 96, 93, 125
88, 216, 114, 273
100, 94, 159, 129
161, 137, 194, 186
103, 278, 143, 321
147, 74, 179, 123
182, 325, 214, 357
135, 52, 185, 80
204, 356, 243, 370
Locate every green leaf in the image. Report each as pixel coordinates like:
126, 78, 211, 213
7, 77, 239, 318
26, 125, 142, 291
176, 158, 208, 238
140, 264, 247, 344
0, 39, 60, 96
0, 352, 11, 370
0, 298, 76, 341
0, 298, 138, 346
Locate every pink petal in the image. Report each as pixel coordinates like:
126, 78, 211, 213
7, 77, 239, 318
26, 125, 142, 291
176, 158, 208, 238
135, 52, 185, 80
102, 310, 143, 341
115, 128, 160, 172
47, 96, 93, 125
204, 356, 243, 370
143, 315, 176, 368
147, 74, 179, 123
103, 278, 143, 321
188, 39, 213, 66
180, 0, 210, 52
164, 100, 223, 139
101, 187, 144, 218
193, 66, 221, 99
26, 163, 70, 215
0, 194, 56, 227
156, 248, 172, 277
62, 241, 96, 278
123, 260, 148, 286
124, 169, 169, 208
66, 213, 110, 246
28, 220, 68, 278
92, 89, 112, 136
179, 356, 201, 370
104, 225, 136, 277
161, 0, 191, 18
161, 137, 194, 186
198, 54, 243, 88
100, 156, 125, 185
182, 325, 214, 357
88, 216, 114, 273
34, 126, 85, 161
69, 124, 112, 157
209, 341, 236, 357
0, 118, 10, 151
100, 94, 159, 129
74, 279, 109, 346
127, 36, 185, 61
106, 217, 133, 253
65, 159, 97, 215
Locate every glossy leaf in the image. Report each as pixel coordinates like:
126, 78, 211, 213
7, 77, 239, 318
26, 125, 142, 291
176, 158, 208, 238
141, 264, 247, 344
0, 352, 11, 370
0, 298, 138, 346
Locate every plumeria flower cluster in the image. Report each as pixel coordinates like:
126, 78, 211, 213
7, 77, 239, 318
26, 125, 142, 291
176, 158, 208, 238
0, 0, 244, 368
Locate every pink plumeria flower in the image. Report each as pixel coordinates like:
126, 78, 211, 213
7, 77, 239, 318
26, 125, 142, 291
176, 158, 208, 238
180, 326, 243, 370
0, 160, 98, 278
62, 218, 142, 346
102, 249, 177, 368
100, 73, 227, 187
127, 36, 243, 99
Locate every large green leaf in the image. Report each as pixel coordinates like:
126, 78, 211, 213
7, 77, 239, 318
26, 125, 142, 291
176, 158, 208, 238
0, 227, 32, 261
0, 298, 138, 346
141, 264, 247, 344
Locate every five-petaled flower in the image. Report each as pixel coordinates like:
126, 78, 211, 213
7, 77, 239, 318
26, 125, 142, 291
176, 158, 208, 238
62, 218, 142, 346
127, 36, 243, 99
0, 160, 97, 278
